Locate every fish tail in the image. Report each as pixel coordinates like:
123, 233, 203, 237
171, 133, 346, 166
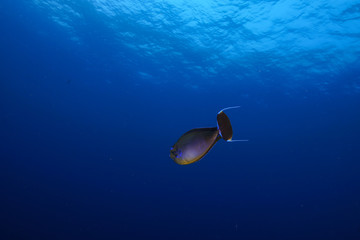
216, 109, 234, 141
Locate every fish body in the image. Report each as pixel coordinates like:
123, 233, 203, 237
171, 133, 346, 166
170, 107, 239, 165
170, 127, 220, 165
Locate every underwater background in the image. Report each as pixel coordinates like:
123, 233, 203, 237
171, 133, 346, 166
1, 0, 360, 239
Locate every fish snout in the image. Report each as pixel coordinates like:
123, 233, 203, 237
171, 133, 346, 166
170, 147, 181, 160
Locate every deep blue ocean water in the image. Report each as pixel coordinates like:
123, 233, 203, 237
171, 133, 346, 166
1, 0, 360, 239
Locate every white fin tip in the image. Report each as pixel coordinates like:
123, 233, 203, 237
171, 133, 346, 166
218, 106, 241, 114
227, 139, 249, 142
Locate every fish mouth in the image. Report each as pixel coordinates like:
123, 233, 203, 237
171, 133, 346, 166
170, 147, 184, 161
169, 148, 177, 160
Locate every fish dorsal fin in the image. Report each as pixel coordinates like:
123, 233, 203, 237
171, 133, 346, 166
217, 106, 248, 142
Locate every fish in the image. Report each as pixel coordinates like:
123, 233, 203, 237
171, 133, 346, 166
170, 106, 247, 165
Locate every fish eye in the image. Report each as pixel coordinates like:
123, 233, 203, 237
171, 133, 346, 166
176, 150, 182, 158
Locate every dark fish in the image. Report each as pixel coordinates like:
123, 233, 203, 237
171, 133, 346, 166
170, 107, 247, 165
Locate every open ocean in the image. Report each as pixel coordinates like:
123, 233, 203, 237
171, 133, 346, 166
1, 0, 360, 239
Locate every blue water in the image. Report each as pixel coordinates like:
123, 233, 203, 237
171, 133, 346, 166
1, 0, 360, 239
